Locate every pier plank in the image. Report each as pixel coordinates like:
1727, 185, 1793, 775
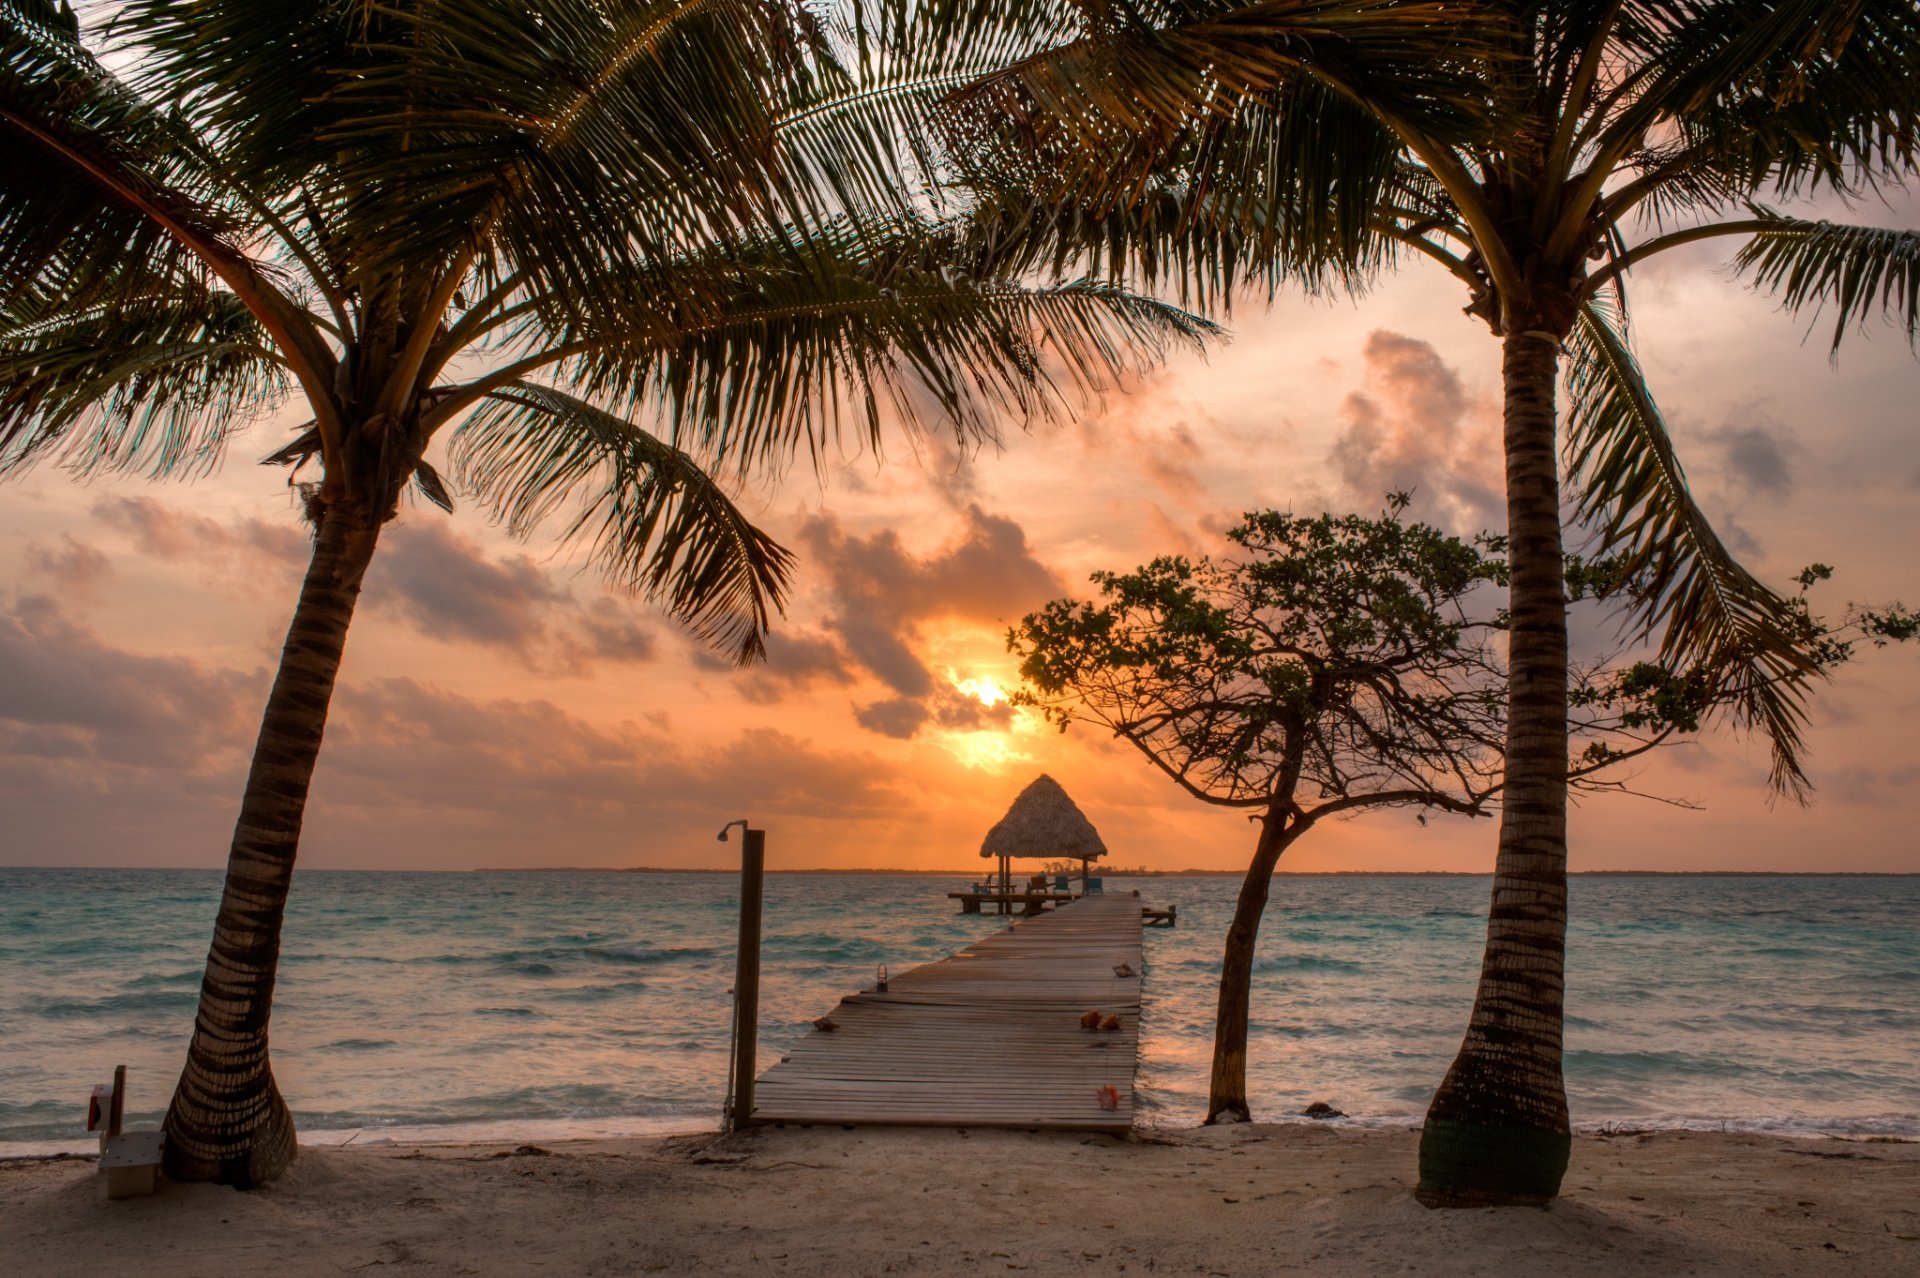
750, 895, 1144, 1133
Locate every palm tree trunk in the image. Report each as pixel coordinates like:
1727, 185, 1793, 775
1206, 809, 1299, 1123
1416, 328, 1572, 1207
162, 498, 383, 1188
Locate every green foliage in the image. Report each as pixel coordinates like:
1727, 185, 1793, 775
1016, 501, 1916, 812
1010, 501, 1510, 815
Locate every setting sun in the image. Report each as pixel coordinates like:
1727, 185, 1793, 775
953, 675, 1009, 708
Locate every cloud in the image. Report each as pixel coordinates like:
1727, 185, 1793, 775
929, 684, 1014, 731
25, 535, 111, 595
693, 627, 857, 705
82, 497, 659, 675
0, 593, 262, 771
368, 522, 569, 652
901, 427, 984, 506
0, 591, 267, 863
562, 597, 659, 666
797, 505, 1063, 735
91, 494, 308, 573
1073, 405, 1214, 517
361, 522, 658, 674
1134, 419, 1209, 506
854, 696, 928, 739
1705, 417, 1799, 497
304, 677, 918, 862
852, 685, 1016, 739
0, 590, 914, 867
1328, 331, 1503, 534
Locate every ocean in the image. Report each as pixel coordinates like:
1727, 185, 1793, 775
2, 869, 1916, 1154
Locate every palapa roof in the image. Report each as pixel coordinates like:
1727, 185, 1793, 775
978, 774, 1108, 861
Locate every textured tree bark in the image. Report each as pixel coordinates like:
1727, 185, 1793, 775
1416, 328, 1572, 1207
162, 498, 382, 1187
1206, 811, 1298, 1124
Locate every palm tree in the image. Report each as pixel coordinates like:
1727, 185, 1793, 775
0, 0, 1212, 1186
912, 0, 1920, 1203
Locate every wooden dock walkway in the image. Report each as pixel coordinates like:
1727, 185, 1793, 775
750, 894, 1144, 1132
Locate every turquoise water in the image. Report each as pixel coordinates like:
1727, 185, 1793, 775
2, 869, 1916, 1152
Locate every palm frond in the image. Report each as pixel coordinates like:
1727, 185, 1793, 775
1563, 297, 1820, 797
941, 0, 1500, 162
465, 218, 1220, 475
944, 73, 1410, 311
450, 383, 793, 665
116, 0, 913, 315
1732, 211, 1920, 354
1610, 1, 1920, 200
0, 279, 285, 477
0, 1, 241, 310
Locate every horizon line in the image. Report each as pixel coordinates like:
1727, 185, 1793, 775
6, 865, 1917, 877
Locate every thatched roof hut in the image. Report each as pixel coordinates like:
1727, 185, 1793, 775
980, 774, 1108, 860
979, 775, 1108, 891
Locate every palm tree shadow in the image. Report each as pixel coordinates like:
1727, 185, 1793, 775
1303, 1185, 1725, 1273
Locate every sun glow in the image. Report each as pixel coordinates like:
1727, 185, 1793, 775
943, 731, 1032, 772
954, 675, 1009, 708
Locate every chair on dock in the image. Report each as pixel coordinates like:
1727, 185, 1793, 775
1087, 877, 1104, 894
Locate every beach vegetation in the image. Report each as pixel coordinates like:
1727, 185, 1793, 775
925, 0, 1920, 1204
0, 0, 1212, 1186
1009, 497, 1707, 1124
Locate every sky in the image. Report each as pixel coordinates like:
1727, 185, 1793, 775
4, 197, 1918, 875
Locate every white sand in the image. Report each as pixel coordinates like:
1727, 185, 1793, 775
4, 1125, 1917, 1276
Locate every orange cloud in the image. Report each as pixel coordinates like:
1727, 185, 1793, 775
1329, 330, 1503, 535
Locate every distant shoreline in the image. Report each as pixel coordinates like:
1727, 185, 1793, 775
7, 865, 1915, 876
468, 866, 1920, 877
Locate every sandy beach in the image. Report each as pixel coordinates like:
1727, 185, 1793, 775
4, 1124, 1917, 1277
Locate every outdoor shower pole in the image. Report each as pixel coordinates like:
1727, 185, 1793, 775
729, 826, 766, 1129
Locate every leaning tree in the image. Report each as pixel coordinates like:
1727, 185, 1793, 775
0, 0, 1211, 1185
1011, 499, 1745, 1124
897, 0, 1920, 1203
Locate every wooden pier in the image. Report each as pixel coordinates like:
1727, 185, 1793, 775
946, 888, 1073, 916
947, 889, 1178, 928
750, 894, 1144, 1132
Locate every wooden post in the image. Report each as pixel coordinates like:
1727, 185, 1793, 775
729, 827, 766, 1130
108, 1064, 126, 1139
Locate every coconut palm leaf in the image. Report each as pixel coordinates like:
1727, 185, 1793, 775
0, 280, 284, 477
940, 0, 1500, 178
451, 382, 793, 665
111, 0, 985, 323
944, 0, 1499, 125
1732, 213, 1920, 354
441, 218, 1220, 474
1620, 0, 1920, 198
0, 2, 245, 312
948, 74, 1412, 310
1563, 297, 1817, 796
